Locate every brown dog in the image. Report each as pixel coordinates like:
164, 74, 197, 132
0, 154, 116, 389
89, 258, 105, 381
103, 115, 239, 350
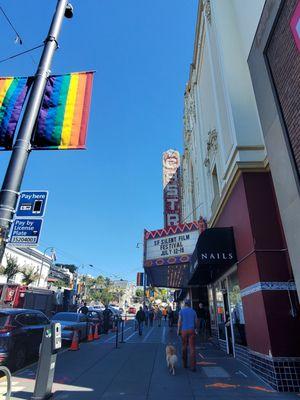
166, 344, 178, 375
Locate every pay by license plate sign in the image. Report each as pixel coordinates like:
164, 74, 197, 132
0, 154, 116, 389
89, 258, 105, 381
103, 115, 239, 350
9, 218, 43, 246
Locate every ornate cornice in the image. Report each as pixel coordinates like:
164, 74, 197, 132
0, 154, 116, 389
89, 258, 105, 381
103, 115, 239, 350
207, 129, 218, 152
204, 0, 211, 24
204, 129, 218, 167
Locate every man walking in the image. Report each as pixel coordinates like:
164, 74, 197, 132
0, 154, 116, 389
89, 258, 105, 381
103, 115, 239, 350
177, 299, 197, 372
103, 305, 112, 334
156, 308, 162, 327
197, 303, 208, 339
168, 307, 174, 327
162, 307, 167, 323
78, 302, 88, 315
136, 306, 146, 336
149, 308, 154, 327
144, 305, 149, 327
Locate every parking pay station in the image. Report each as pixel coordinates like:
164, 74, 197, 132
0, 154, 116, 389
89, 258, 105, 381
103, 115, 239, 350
31, 322, 61, 400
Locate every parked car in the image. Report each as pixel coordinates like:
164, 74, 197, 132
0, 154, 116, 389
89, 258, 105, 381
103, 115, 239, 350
87, 309, 114, 333
87, 310, 103, 329
0, 308, 50, 370
108, 305, 122, 317
52, 312, 89, 342
128, 306, 136, 314
92, 305, 104, 311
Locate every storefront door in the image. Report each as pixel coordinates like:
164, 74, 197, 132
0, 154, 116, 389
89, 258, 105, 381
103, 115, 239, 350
213, 268, 247, 357
215, 281, 232, 355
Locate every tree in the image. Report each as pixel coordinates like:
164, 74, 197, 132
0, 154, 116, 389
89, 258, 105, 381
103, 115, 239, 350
21, 266, 39, 286
50, 279, 66, 288
55, 263, 77, 274
88, 287, 113, 305
135, 288, 144, 298
0, 255, 20, 283
150, 287, 169, 302
111, 287, 125, 304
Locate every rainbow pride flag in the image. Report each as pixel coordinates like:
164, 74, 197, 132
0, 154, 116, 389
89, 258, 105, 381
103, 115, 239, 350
0, 77, 30, 149
33, 71, 94, 150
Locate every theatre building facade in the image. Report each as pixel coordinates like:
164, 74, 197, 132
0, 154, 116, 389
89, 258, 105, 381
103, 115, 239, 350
179, 0, 300, 392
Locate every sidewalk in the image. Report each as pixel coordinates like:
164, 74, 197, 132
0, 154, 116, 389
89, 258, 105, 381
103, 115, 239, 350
4, 322, 299, 399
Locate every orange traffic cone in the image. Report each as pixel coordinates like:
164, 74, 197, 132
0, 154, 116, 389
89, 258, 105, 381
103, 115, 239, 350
87, 324, 94, 342
94, 323, 100, 340
69, 330, 80, 351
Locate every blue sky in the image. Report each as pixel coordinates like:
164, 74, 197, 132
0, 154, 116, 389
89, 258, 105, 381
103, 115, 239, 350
0, 0, 197, 280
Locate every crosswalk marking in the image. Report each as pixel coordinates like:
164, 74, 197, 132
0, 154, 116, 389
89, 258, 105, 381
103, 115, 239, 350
126, 330, 138, 341
142, 327, 154, 342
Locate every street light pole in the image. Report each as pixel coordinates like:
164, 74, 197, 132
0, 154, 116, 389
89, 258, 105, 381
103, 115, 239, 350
37, 247, 55, 287
0, 0, 73, 264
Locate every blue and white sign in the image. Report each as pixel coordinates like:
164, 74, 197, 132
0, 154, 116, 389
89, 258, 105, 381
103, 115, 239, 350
16, 191, 48, 217
9, 218, 43, 246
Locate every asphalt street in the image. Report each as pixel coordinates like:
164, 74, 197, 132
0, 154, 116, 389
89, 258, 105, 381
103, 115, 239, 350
2, 320, 299, 400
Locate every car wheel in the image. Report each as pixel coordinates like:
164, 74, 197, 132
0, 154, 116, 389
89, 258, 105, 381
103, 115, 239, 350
14, 347, 26, 371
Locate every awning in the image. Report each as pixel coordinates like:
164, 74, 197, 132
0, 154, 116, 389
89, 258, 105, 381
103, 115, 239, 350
174, 288, 188, 302
189, 227, 237, 285
144, 226, 237, 289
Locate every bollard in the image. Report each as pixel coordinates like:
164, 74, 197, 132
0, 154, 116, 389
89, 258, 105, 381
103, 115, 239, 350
115, 317, 119, 349
120, 318, 125, 343
0, 366, 11, 400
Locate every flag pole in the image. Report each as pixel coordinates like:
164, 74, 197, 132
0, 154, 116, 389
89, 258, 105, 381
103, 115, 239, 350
0, 0, 73, 264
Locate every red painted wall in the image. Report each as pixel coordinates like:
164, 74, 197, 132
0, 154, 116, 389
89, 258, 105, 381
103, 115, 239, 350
215, 172, 300, 356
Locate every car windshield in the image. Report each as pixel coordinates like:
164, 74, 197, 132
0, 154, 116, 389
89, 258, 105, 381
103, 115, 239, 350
53, 313, 78, 322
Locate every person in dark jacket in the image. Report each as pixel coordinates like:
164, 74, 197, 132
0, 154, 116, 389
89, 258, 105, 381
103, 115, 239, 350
78, 302, 88, 315
168, 307, 174, 327
136, 307, 146, 335
103, 305, 112, 334
149, 308, 154, 327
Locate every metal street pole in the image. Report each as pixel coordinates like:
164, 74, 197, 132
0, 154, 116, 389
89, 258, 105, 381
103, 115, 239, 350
0, 0, 73, 264
37, 247, 55, 287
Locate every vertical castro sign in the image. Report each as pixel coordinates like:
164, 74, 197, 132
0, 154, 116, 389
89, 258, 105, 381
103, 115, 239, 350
9, 191, 48, 246
163, 150, 181, 227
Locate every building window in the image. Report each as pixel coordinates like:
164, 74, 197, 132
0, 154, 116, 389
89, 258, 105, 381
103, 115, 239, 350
228, 271, 247, 347
208, 286, 217, 329
215, 282, 226, 340
211, 166, 220, 214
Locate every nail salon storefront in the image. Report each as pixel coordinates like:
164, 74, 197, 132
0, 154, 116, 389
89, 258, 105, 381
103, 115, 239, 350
189, 228, 246, 357
189, 172, 300, 392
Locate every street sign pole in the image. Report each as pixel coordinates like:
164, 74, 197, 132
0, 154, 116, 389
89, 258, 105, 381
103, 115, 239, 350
0, 0, 72, 265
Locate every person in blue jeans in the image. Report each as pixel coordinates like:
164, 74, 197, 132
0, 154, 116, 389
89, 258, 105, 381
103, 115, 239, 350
135, 307, 146, 335
178, 299, 197, 371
